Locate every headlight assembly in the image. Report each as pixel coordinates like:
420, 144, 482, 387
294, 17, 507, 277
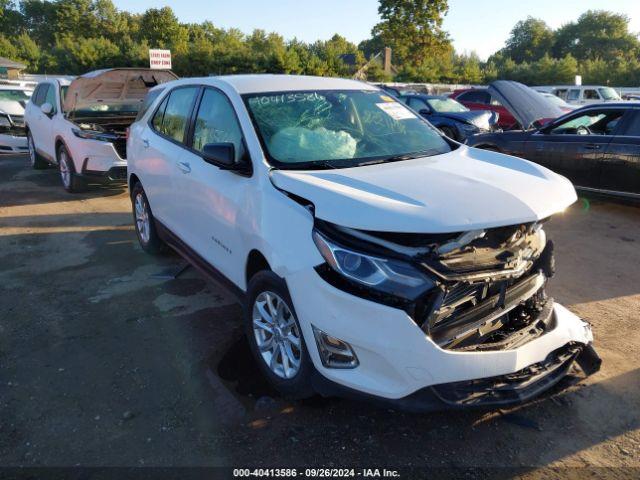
312, 230, 435, 301
72, 128, 119, 142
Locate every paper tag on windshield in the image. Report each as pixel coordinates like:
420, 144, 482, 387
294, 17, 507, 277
375, 102, 416, 120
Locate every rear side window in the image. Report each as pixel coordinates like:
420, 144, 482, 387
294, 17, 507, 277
458, 90, 489, 104
619, 111, 640, 137
191, 88, 246, 162
567, 89, 580, 101
584, 89, 599, 100
136, 89, 164, 121
151, 87, 198, 143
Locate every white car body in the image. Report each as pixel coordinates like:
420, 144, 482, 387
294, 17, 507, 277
127, 75, 598, 409
24, 69, 176, 190
0, 85, 32, 154
553, 85, 623, 105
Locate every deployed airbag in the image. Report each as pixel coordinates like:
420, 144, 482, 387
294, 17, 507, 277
268, 127, 357, 162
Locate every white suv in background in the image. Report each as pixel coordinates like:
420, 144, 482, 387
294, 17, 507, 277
24, 69, 176, 192
127, 75, 600, 409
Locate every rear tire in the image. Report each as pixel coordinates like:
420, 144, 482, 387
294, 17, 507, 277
57, 144, 85, 193
28, 131, 47, 170
245, 271, 315, 400
131, 182, 166, 255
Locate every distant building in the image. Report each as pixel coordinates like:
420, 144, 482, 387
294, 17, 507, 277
0, 57, 26, 79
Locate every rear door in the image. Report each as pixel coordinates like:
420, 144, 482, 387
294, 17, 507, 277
525, 107, 625, 188
173, 86, 251, 286
598, 109, 640, 195
139, 86, 199, 231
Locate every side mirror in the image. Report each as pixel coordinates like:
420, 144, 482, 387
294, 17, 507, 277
419, 109, 431, 116
202, 142, 236, 168
40, 102, 53, 116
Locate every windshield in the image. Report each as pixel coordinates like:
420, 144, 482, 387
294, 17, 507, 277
0, 89, 31, 102
598, 87, 621, 101
427, 97, 468, 113
244, 90, 451, 169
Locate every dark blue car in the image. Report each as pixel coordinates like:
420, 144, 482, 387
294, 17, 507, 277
400, 94, 499, 142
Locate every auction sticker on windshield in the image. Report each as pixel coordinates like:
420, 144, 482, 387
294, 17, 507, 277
376, 102, 416, 120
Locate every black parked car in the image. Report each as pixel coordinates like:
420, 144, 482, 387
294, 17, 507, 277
467, 102, 640, 199
401, 94, 499, 142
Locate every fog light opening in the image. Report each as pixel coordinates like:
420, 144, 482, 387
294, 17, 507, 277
312, 326, 359, 369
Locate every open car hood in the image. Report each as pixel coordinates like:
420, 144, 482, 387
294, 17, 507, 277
63, 68, 178, 113
270, 145, 577, 233
488, 81, 564, 130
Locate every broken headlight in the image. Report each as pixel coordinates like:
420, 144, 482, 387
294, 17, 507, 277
312, 230, 435, 301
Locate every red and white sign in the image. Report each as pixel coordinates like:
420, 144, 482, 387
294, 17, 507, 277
149, 49, 172, 70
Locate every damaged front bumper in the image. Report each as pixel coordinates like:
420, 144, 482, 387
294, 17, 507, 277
0, 119, 27, 154
288, 219, 600, 409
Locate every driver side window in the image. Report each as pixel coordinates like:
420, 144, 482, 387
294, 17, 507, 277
191, 88, 247, 163
549, 110, 624, 136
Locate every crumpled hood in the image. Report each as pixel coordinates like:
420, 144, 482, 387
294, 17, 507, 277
437, 110, 497, 130
270, 146, 577, 233
488, 80, 563, 130
63, 68, 178, 113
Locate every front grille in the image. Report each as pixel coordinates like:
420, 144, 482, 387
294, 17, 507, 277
112, 138, 127, 159
431, 342, 583, 406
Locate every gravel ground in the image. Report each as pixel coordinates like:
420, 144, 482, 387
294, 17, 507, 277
0, 154, 639, 477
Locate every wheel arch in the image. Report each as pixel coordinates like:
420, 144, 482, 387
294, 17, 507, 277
246, 249, 272, 286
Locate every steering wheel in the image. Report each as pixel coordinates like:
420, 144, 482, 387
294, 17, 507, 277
576, 125, 592, 135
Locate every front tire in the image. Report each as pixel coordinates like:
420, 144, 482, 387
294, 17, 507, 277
28, 132, 47, 169
245, 271, 315, 399
57, 144, 85, 193
131, 182, 165, 255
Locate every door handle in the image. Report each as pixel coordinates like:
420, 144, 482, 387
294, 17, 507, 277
177, 161, 191, 174
142, 138, 150, 148
584, 144, 601, 150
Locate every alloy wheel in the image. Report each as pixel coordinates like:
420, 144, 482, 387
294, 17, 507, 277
252, 291, 302, 379
59, 151, 71, 188
28, 135, 36, 166
134, 192, 150, 244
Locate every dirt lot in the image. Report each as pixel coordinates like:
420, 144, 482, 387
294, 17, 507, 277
1, 154, 639, 476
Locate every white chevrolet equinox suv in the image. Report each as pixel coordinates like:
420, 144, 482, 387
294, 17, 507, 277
25, 69, 176, 192
127, 75, 600, 409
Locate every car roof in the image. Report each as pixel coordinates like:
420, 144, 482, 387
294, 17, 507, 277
573, 102, 637, 110
166, 74, 377, 94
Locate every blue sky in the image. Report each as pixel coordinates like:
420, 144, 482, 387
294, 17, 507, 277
114, 0, 640, 60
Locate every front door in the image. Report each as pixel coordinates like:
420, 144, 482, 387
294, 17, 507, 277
173, 87, 251, 287
29, 84, 55, 159
525, 108, 624, 189
142, 86, 199, 231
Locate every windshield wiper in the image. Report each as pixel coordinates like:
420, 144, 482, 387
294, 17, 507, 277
355, 149, 439, 167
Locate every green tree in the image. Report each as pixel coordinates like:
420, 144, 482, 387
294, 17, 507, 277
553, 10, 639, 61
502, 17, 554, 63
372, 0, 451, 67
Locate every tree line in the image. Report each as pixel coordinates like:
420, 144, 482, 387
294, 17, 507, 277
0, 0, 639, 86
